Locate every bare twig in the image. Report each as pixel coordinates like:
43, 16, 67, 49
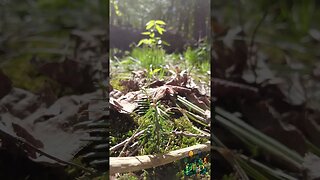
248, 10, 268, 80
119, 126, 145, 157
164, 137, 172, 151
128, 142, 144, 157
110, 129, 146, 152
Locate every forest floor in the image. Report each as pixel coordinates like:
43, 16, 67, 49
109, 46, 211, 179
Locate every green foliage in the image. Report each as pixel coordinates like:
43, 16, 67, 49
167, 53, 182, 63
147, 66, 165, 81
110, 0, 210, 39
132, 20, 170, 72
110, 51, 210, 178
200, 61, 210, 73
174, 117, 195, 132
184, 47, 198, 65
110, 14, 210, 178
137, 101, 172, 154
109, 71, 132, 92
110, 78, 126, 91
131, 47, 165, 69
137, 20, 169, 48
184, 41, 210, 73
110, 0, 122, 16
118, 173, 138, 180
1, 56, 61, 93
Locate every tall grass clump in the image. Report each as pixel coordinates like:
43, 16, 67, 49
184, 41, 210, 73
131, 47, 165, 69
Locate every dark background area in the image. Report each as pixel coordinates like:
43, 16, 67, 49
0, 0, 108, 179
212, 0, 320, 179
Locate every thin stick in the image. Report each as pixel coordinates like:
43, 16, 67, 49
128, 142, 144, 157
110, 129, 146, 152
119, 126, 145, 157
248, 10, 268, 80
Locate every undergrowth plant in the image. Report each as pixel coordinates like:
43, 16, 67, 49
137, 100, 172, 154
131, 47, 165, 69
132, 20, 170, 69
133, 93, 208, 156
184, 40, 210, 73
137, 20, 169, 48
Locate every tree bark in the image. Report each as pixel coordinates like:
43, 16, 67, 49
193, 0, 210, 40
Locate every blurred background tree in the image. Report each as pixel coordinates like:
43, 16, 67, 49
110, 0, 210, 42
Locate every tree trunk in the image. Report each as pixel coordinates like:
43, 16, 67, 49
193, 0, 210, 40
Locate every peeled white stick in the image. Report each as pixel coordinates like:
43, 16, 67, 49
110, 141, 211, 174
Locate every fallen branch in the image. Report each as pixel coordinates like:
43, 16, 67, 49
172, 131, 210, 139
110, 141, 211, 174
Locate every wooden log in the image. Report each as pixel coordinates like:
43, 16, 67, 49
110, 141, 211, 174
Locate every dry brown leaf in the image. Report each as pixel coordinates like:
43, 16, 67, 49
0, 89, 105, 164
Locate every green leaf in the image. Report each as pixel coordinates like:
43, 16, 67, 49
162, 40, 170, 46
155, 25, 165, 35
146, 20, 155, 30
153, 68, 161, 74
150, 32, 155, 38
155, 20, 166, 25
141, 32, 151, 35
146, 20, 155, 26
149, 68, 161, 76
137, 39, 150, 46
149, 39, 156, 44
